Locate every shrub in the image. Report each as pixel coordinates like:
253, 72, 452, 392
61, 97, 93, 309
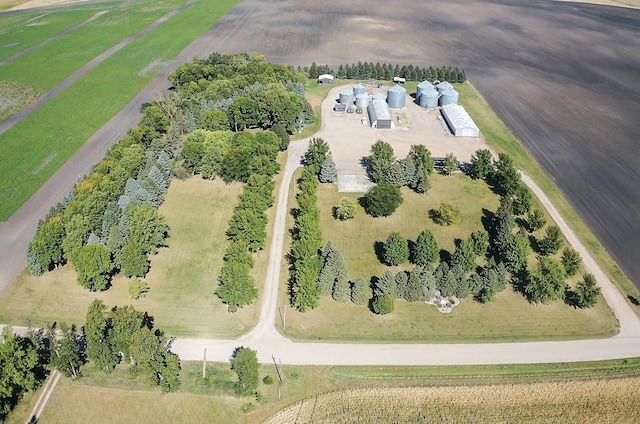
372, 293, 394, 315
128, 278, 150, 300
430, 202, 460, 226
334, 197, 356, 221
361, 183, 402, 217
262, 375, 274, 385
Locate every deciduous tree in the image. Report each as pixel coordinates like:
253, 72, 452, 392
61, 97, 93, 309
361, 183, 403, 217
334, 197, 356, 221
575, 273, 600, 308
526, 257, 566, 303
231, 347, 259, 396
470, 149, 494, 180
431, 202, 460, 226
72, 243, 114, 291
372, 293, 394, 315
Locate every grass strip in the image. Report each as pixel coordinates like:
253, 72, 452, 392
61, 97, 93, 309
0, 0, 239, 221
329, 357, 640, 383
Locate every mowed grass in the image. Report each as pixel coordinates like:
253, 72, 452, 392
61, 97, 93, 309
0, 0, 239, 221
456, 81, 640, 313
264, 378, 640, 424
0, 6, 108, 61
0, 0, 184, 89
0, 176, 271, 338
278, 171, 617, 342
7, 362, 338, 424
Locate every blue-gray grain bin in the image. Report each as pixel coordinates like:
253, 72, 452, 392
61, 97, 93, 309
419, 86, 439, 109
386, 84, 406, 109
439, 87, 459, 106
339, 88, 354, 106
416, 81, 434, 102
353, 84, 365, 97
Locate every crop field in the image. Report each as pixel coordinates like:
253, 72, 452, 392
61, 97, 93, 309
0, 80, 43, 120
0, 0, 239, 221
264, 378, 640, 424
0, 173, 282, 338
0, 0, 185, 89
0, 5, 108, 61
194, 0, 640, 297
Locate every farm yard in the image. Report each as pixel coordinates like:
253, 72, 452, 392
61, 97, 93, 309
0, 0, 639, 422
194, 0, 640, 299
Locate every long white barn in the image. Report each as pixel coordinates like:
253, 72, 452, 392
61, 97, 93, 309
440, 103, 479, 137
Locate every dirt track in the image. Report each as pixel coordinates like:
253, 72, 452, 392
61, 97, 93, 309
193, 0, 640, 289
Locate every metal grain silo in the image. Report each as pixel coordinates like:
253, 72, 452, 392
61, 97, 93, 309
355, 93, 371, 109
339, 88, 354, 106
436, 81, 453, 94
439, 87, 459, 106
372, 92, 386, 102
416, 81, 434, 102
353, 84, 365, 97
386, 84, 406, 109
419, 86, 439, 109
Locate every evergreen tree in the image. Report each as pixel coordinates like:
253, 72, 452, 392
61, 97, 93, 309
561, 247, 581, 277
451, 239, 476, 273
375, 270, 398, 299
470, 230, 489, 256
382, 232, 409, 266
412, 229, 439, 268
404, 267, 427, 302
318, 155, 338, 183
350, 276, 370, 305
575, 273, 600, 308
538, 225, 564, 256
470, 149, 494, 180
372, 293, 394, 315
527, 209, 546, 233
526, 257, 566, 303
332, 275, 350, 303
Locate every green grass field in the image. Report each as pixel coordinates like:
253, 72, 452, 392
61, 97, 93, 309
456, 82, 640, 313
0, 0, 239, 221
278, 169, 617, 342
0, 173, 282, 338
0, 5, 112, 61
0, 80, 44, 120
0, 0, 185, 89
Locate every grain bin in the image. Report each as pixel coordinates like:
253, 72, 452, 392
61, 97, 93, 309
439, 87, 459, 106
436, 81, 452, 94
353, 84, 365, 97
416, 81, 434, 101
339, 88, 354, 106
386, 84, 406, 109
419, 86, 439, 109
355, 93, 371, 109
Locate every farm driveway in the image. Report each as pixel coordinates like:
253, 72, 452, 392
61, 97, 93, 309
192, 0, 640, 289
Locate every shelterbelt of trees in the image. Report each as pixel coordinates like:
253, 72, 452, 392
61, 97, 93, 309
305, 62, 467, 83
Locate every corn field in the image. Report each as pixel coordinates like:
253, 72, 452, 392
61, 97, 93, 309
264, 377, 640, 423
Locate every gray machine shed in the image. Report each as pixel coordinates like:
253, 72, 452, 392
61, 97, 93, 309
440, 104, 480, 137
367, 99, 395, 129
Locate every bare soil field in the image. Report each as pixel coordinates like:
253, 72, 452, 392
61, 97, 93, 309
196, 0, 640, 289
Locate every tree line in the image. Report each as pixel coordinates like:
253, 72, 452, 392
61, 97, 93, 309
169, 52, 314, 135
306, 62, 467, 83
27, 103, 175, 293
0, 302, 179, 420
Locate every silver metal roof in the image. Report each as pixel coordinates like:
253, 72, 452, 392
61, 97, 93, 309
368, 99, 392, 121
441, 104, 479, 131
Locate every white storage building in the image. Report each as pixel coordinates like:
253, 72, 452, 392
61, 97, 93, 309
440, 104, 480, 137
367, 99, 395, 129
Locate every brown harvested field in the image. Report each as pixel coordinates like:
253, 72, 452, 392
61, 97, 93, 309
194, 0, 640, 289
265, 377, 640, 424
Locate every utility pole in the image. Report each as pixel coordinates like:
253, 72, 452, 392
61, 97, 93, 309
272, 355, 284, 383
283, 304, 287, 331
202, 348, 207, 379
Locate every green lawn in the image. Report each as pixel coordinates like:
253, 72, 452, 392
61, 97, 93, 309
278, 170, 617, 342
0, 0, 239, 221
456, 81, 640, 313
0, 5, 113, 61
0, 172, 282, 338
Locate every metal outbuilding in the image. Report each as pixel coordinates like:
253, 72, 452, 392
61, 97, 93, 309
440, 104, 479, 137
318, 74, 334, 84
436, 81, 453, 93
439, 87, 459, 106
339, 88, 354, 106
386, 84, 406, 109
367, 99, 395, 129
419, 86, 439, 109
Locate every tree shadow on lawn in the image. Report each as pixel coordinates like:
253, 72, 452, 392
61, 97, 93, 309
373, 241, 385, 265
